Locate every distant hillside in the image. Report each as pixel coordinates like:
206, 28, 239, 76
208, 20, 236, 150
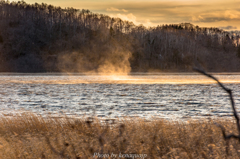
0, 1, 240, 73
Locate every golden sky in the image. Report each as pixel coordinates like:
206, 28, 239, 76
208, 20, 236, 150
24, 0, 240, 30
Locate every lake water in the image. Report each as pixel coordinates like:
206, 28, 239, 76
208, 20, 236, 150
0, 73, 240, 121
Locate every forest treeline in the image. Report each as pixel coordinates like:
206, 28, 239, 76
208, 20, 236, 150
1, 0, 240, 72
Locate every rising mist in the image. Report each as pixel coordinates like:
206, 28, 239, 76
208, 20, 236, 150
0, 1, 240, 73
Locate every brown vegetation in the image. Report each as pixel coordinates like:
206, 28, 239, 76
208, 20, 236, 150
0, 113, 239, 158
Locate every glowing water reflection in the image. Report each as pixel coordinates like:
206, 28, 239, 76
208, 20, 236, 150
1, 73, 240, 84
0, 73, 239, 121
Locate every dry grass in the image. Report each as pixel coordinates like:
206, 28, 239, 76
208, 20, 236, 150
0, 113, 239, 159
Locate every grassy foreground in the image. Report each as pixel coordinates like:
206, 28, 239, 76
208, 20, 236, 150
0, 113, 239, 158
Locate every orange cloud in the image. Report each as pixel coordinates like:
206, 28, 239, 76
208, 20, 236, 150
106, 7, 128, 13
25, 0, 240, 30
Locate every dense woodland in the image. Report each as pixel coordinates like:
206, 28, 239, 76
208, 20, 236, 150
1, 1, 240, 72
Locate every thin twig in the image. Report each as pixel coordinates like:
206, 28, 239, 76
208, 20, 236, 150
193, 68, 240, 156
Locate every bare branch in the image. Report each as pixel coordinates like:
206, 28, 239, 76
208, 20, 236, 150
193, 68, 240, 137
194, 68, 240, 157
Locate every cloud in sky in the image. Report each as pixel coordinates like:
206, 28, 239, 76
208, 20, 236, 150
108, 13, 154, 27
219, 26, 238, 31
106, 7, 128, 12
25, 0, 240, 30
191, 10, 240, 23
115, 13, 137, 22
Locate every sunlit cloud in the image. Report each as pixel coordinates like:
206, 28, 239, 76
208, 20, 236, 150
115, 13, 137, 22
24, 0, 240, 30
219, 26, 238, 31
191, 15, 204, 22
224, 10, 240, 19
110, 13, 141, 25
106, 7, 128, 12
191, 10, 240, 23
108, 13, 154, 27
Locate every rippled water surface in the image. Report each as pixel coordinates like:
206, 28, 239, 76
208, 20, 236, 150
1, 73, 240, 121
